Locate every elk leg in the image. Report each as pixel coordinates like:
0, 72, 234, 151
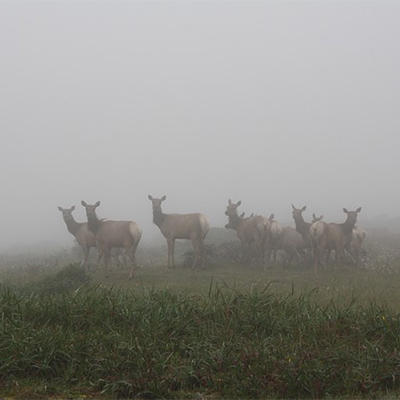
127, 247, 135, 280
81, 245, 89, 272
167, 239, 175, 268
103, 246, 111, 278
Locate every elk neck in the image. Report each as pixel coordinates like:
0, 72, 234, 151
227, 214, 241, 230
294, 215, 311, 236
153, 207, 167, 227
340, 216, 357, 236
64, 216, 81, 236
87, 213, 101, 234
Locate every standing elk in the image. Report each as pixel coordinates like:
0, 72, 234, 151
81, 201, 142, 279
311, 214, 366, 265
349, 226, 367, 263
148, 195, 210, 269
58, 205, 99, 271
279, 226, 308, 266
291, 205, 313, 247
224, 200, 268, 268
264, 214, 283, 266
310, 207, 362, 276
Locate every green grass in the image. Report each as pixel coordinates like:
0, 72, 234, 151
1, 261, 400, 398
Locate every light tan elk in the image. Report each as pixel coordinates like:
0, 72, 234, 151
349, 226, 367, 263
58, 205, 99, 271
224, 200, 268, 268
312, 213, 324, 223
279, 226, 308, 266
148, 195, 210, 269
310, 207, 362, 275
81, 201, 142, 279
264, 214, 283, 266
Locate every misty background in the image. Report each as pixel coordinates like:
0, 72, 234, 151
1, 1, 399, 252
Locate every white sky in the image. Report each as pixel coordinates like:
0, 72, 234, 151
0, 1, 399, 249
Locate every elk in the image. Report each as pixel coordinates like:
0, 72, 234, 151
81, 201, 142, 279
310, 207, 362, 275
349, 226, 367, 263
291, 205, 313, 247
224, 200, 268, 268
148, 195, 210, 269
312, 213, 324, 223
311, 214, 366, 265
280, 226, 308, 266
264, 214, 283, 265
58, 205, 99, 271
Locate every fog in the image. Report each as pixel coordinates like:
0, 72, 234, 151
1, 1, 399, 251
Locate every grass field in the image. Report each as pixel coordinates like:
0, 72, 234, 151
1, 232, 400, 398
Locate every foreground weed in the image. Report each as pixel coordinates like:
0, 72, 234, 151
1, 282, 400, 398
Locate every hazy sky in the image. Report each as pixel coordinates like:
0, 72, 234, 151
1, 1, 399, 249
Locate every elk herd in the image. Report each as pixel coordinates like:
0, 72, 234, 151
58, 196, 365, 279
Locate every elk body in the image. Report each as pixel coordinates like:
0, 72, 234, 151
81, 201, 142, 279
310, 207, 362, 275
58, 205, 98, 271
148, 195, 210, 269
224, 200, 268, 268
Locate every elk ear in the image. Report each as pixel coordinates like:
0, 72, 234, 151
312, 213, 316, 219
269, 213, 274, 220
58, 206, 63, 211
81, 201, 87, 207
148, 195, 153, 200
161, 195, 166, 201
71, 205, 75, 211
95, 201, 101, 207
343, 208, 348, 214
228, 199, 232, 205
237, 200, 242, 206
292, 204, 295, 210
240, 212, 245, 218
302, 206, 307, 212
356, 207, 362, 213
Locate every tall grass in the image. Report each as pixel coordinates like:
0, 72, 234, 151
1, 268, 400, 398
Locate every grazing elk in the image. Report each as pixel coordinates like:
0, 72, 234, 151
148, 195, 210, 269
224, 200, 268, 268
81, 201, 142, 279
58, 205, 99, 271
310, 207, 362, 276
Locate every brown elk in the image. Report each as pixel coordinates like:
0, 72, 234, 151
58, 206, 98, 271
81, 201, 142, 279
310, 207, 362, 275
148, 195, 210, 269
291, 205, 313, 246
311, 214, 366, 265
224, 200, 268, 268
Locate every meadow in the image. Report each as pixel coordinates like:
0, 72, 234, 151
1, 228, 400, 398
